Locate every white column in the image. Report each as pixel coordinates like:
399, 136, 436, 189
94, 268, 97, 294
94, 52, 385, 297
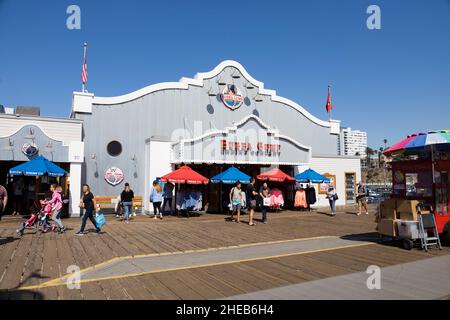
69, 162, 82, 217
144, 140, 151, 213
146, 140, 172, 214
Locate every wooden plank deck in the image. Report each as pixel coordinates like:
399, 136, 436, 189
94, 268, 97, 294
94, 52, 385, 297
0, 204, 449, 300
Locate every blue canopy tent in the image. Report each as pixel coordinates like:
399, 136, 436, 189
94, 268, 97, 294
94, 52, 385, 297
211, 167, 251, 184
211, 167, 251, 214
294, 169, 330, 184
9, 155, 67, 177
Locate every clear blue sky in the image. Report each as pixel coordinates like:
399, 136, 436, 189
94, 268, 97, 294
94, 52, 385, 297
1, 0, 449, 150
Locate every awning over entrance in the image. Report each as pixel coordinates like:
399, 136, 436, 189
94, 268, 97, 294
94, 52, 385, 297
257, 168, 296, 183
210, 167, 251, 184
160, 166, 209, 185
295, 169, 330, 183
9, 155, 67, 177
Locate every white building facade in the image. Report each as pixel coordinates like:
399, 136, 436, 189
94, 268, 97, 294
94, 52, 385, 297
341, 127, 368, 157
0, 114, 84, 216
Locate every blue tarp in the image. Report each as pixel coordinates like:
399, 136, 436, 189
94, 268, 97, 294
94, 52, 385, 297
294, 169, 330, 183
211, 167, 251, 184
9, 155, 67, 177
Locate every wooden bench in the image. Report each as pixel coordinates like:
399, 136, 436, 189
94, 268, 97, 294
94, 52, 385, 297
132, 196, 143, 213
95, 196, 118, 210
94, 195, 143, 214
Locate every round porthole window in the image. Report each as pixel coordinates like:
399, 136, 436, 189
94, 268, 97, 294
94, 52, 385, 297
107, 141, 122, 157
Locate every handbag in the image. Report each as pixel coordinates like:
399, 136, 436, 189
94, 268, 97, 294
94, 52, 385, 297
263, 197, 271, 207
95, 211, 106, 228
333, 194, 339, 201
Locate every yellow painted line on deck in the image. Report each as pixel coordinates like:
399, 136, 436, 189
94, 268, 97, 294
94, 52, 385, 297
20, 235, 333, 290
18, 240, 375, 291
20, 242, 374, 290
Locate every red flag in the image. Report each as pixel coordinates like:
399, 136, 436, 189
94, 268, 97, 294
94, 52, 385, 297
325, 86, 332, 113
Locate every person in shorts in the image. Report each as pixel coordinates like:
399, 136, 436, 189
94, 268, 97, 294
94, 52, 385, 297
229, 181, 242, 223
356, 181, 369, 216
246, 178, 258, 226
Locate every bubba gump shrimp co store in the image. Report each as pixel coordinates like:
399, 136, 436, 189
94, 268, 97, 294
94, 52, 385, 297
72, 60, 361, 214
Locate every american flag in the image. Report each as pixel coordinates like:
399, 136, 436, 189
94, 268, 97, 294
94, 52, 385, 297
325, 85, 332, 113
81, 58, 88, 84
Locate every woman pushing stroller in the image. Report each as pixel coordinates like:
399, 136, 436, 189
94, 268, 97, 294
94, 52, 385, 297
16, 184, 65, 236
45, 184, 65, 233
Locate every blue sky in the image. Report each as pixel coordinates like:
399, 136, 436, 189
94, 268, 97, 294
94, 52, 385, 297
0, 0, 449, 150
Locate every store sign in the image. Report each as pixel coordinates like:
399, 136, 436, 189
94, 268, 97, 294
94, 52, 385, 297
221, 84, 244, 110
220, 140, 281, 156
104, 167, 124, 186
21, 143, 39, 157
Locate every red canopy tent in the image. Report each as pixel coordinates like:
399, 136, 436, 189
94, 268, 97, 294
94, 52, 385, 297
160, 165, 209, 185
256, 168, 296, 183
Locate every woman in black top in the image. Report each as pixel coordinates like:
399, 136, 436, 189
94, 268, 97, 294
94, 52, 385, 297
120, 183, 134, 224
76, 184, 100, 236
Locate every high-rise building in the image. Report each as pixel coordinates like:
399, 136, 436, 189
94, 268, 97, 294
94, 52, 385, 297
340, 127, 368, 157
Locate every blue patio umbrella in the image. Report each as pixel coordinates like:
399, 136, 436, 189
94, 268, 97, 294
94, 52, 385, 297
9, 155, 67, 177
294, 169, 330, 184
211, 167, 251, 184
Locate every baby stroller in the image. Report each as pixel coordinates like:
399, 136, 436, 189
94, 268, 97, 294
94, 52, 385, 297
37, 200, 55, 233
16, 201, 41, 237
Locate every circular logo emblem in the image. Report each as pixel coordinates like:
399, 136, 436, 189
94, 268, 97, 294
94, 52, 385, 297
104, 167, 124, 186
21, 143, 39, 157
221, 84, 244, 110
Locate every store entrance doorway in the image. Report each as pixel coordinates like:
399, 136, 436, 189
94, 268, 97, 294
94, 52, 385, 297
0, 161, 69, 216
186, 164, 295, 213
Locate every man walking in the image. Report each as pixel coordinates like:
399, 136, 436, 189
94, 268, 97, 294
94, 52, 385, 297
246, 178, 258, 226
0, 184, 8, 221
357, 181, 369, 216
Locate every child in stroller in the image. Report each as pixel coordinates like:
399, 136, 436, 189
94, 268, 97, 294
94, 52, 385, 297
16, 198, 56, 236
16, 202, 40, 236
38, 198, 55, 233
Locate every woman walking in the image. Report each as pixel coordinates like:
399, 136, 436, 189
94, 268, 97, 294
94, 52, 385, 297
120, 183, 134, 224
229, 181, 242, 223
46, 184, 65, 233
150, 180, 163, 220
76, 184, 101, 236
259, 182, 270, 224
326, 185, 338, 216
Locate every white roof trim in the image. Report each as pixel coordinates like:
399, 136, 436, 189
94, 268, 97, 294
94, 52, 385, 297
91, 60, 335, 127
172, 160, 310, 166
173, 114, 312, 153
0, 123, 65, 143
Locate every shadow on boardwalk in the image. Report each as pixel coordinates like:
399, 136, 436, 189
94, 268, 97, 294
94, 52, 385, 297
0, 273, 49, 300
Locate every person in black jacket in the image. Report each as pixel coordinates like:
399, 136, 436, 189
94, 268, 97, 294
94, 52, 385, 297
120, 183, 135, 224
76, 184, 100, 236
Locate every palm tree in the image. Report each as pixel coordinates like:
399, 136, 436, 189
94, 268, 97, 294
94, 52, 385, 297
365, 147, 374, 168
379, 147, 384, 168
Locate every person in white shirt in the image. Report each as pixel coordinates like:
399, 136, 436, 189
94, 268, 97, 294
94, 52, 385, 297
326, 186, 338, 216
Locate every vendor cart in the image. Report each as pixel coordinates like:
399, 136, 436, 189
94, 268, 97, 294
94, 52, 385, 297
378, 130, 450, 250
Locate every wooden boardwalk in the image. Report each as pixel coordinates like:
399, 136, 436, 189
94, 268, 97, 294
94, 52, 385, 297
0, 205, 449, 300
225, 255, 450, 300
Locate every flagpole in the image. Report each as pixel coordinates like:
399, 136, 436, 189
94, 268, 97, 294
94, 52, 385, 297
82, 42, 87, 93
